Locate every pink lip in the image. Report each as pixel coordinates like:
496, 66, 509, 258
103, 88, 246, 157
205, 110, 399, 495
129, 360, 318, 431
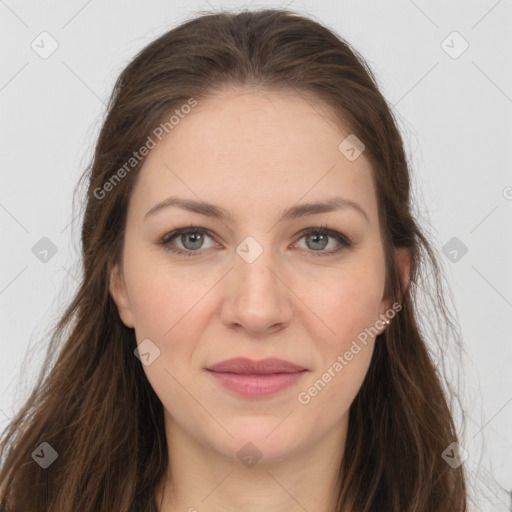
206, 357, 308, 398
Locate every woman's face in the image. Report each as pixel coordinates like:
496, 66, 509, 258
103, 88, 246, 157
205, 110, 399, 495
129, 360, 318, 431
110, 87, 408, 463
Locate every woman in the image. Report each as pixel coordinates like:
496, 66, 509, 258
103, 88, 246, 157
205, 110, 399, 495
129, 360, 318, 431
0, 8, 468, 511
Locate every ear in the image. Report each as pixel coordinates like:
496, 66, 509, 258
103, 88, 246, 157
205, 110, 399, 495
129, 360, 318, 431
109, 262, 135, 328
394, 247, 411, 296
378, 247, 411, 322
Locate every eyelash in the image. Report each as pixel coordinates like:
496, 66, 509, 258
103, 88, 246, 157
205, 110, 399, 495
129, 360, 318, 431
158, 224, 352, 258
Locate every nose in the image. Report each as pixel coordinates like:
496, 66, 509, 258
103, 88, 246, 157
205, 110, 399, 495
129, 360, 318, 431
220, 244, 293, 336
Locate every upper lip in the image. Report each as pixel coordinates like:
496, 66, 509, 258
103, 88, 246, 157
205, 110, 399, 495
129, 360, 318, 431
206, 357, 307, 375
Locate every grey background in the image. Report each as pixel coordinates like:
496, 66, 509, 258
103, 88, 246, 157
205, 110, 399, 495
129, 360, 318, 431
0, 0, 511, 510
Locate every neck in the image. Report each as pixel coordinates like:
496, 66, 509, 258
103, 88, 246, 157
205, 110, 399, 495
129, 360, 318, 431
154, 412, 350, 512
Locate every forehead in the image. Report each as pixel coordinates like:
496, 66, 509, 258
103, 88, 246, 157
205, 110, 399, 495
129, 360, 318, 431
128, 86, 379, 226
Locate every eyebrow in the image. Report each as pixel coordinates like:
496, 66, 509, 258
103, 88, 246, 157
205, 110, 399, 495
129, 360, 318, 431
144, 195, 369, 223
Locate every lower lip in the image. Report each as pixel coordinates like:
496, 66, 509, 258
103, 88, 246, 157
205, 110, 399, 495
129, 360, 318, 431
207, 370, 307, 397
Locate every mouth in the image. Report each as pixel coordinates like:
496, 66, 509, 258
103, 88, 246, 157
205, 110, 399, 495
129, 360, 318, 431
205, 357, 308, 398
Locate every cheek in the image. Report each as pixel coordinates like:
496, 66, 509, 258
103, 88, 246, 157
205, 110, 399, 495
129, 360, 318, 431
306, 261, 385, 347
296, 263, 383, 403
301, 282, 378, 414
124, 259, 207, 404
124, 248, 209, 340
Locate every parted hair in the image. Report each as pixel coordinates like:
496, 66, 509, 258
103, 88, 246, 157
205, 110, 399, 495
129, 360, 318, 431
0, 8, 467, 511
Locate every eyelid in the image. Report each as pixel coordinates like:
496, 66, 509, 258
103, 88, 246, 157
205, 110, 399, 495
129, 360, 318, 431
159, 225, 352, 257
160, 226, 220, 252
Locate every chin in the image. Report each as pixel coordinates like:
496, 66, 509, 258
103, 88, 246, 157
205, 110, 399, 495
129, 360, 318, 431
207, 421, 307, 464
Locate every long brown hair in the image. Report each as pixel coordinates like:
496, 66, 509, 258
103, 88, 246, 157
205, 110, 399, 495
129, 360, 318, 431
0, 8, 467, 511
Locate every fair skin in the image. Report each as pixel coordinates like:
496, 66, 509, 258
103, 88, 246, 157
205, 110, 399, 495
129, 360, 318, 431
110, 86, 410, 512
